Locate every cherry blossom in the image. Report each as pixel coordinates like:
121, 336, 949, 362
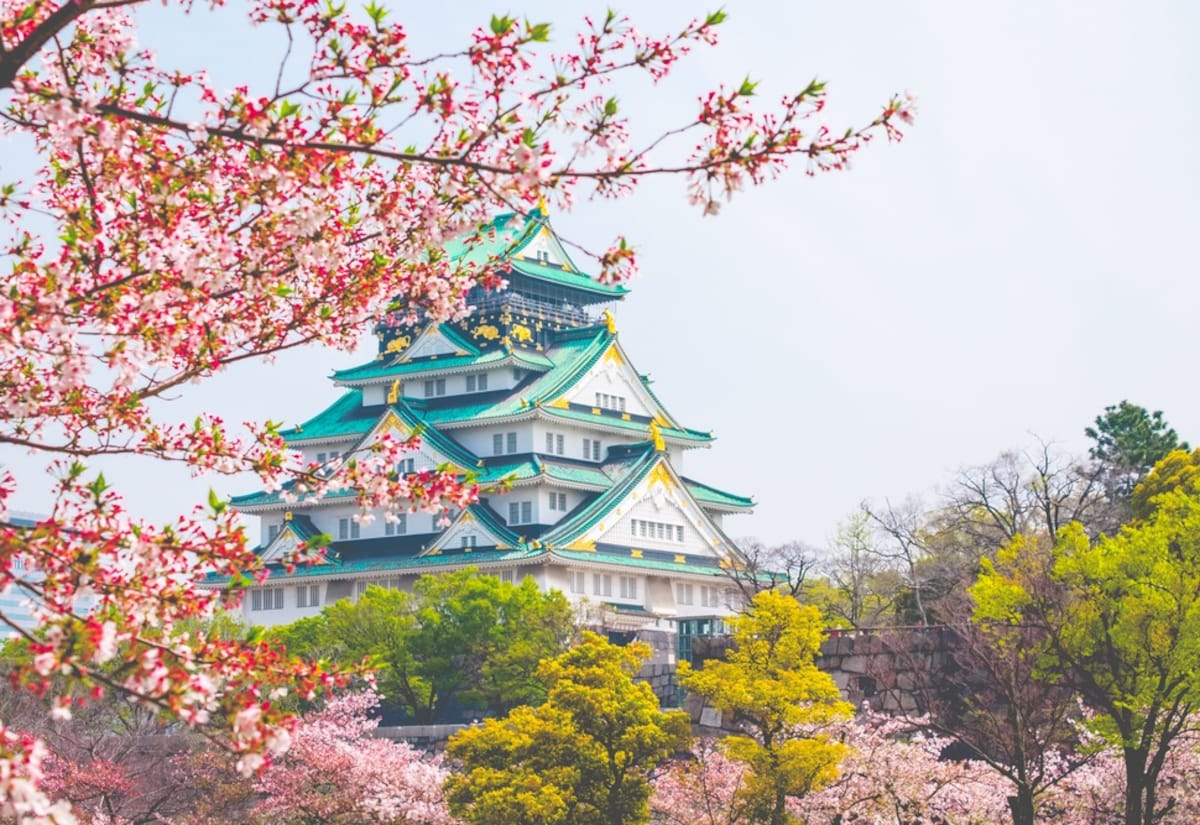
0, 0, 912, 811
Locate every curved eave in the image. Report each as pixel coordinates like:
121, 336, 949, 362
230, 489, 358, 514
682, 478, 755, 513
333, 349, 553, 387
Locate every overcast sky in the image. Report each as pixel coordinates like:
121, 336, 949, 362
3, 1, 1198, 549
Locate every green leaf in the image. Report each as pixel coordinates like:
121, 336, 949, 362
527, 21, 551, 42
208, 488, 227, 515
490, 14, 514, 35
706, 8, 728, 26
603, 97, 618, 117
737, 76, 758, 97
364, 0, 386, 24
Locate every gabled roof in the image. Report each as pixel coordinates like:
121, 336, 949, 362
260, 515, 330, 563
537, 444, 744, 562
444, 210, 629, 302
363, 403, 480, 472
538, 442, 661, 547
419, 504, 524, 556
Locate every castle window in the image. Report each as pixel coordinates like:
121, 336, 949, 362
466, 373, 489, 392
700, 585, 721, 608
545, 432, 564, 455
500, 570, 516, 584
593, 573, 612, 598
296, 584, 320, 608
251, 588, 285, 611
675, 583, 694, 605
631, 519, 683, 543
548, 492, 567, 512
338, 518, 361, 540
494, 432, 518, 455
618, 576, 638, 600
508, 501, 533, 525
569, 571, 587, 594
267, 524, 280, 543
396, 458, 415, 476
385, 514, 407, 536
584, 438, 602, 461
595, 393, 626, 412
424, 378, 446, 397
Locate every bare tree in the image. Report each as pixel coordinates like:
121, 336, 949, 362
820, 512, 903, 628
943, 438, 1112, 547
724, 539, 819, 604
861, 498, 940, 626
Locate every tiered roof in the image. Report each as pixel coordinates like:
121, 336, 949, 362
226, 209, 753, 592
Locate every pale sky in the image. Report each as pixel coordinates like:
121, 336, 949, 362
3, 1, 1198, 549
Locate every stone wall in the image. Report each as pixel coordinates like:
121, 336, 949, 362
685, 627, 956, 727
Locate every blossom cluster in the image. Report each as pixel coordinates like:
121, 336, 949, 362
0, 0, 910, 812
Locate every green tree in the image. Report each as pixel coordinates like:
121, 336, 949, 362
973, 485, 1200, 825
273, 570, 575, 722
1085, 401, 1188, 501
678, 590, 852, 825
445, 632, 690, 825
1130, 447, 1200, 519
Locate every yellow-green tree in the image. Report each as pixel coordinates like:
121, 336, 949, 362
678, 590, 852, 825
445, 632, 690, 825
973, 484, 1200, 825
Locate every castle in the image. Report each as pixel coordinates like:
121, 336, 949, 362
225, 210, 753, 638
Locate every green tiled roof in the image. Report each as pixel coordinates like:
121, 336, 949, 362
281, 390, 377, 443
538, 406, 713, 444
682, 478, 754, 510
442, 211, 626, 299
332, 345, 552, 384
231, 484, 357, 510
476, 456, 614, 489
506, 258, 628, 299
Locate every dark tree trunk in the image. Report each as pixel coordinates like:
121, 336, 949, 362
1007, 787, 1036, 825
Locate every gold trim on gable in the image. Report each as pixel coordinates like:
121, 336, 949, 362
566, 539, 596, 552
630, 549, 643, 559
647, 463, 673, 489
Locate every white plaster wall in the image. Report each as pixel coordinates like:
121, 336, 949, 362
451, 424, 534, 458
241, 581, 326, 627
565, 358, 656, 418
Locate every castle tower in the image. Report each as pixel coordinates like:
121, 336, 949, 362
224, 210, 754, 633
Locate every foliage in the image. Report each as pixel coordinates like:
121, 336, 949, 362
1085, 401, 1188, 501
445, 632, 690, 825
678, 591, 851, 825
1130, 448, 1200, 520
0, 0, 912, 802
274, 570, 575, 723
973, 483, 1200, 825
